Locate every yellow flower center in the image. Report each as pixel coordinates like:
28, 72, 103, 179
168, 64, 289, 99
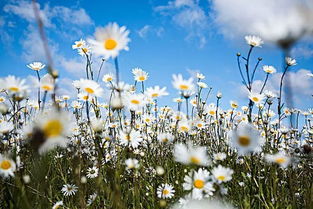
275, 157, 286, 164
209, 110, 215, 115
190, 156, 200, 164
138, 76, 146, 81
104, 39, 117, 50
162, 138, 168, 143
252, 97, 259, 102
0, 98, 4, 102
131, 100, 140, 105
9, 87, 19, 92
180, 126, 189, 132
193, 179, 204, 189
125, 135, 131, 141
0, 160, 12, 170
151, 93, 159, 97
85, 87, 95, 94
82, 48, 88, 53
162, 189, 170, 195
43, 120, 63, 138
179, 84, 189, 90
76, 43, 83, 47
238, 135, 251, 147
217, 175, 226, 181
41, 85, 53, 91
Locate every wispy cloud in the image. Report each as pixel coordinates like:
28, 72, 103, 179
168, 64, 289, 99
137, 25, 164, 38
211, 0, 313, 43
3, 0, 94, 78
155, 0, 209, 47
239, 69, 313, 106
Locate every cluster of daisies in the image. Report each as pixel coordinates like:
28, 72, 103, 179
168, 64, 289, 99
0, 23, 312, 209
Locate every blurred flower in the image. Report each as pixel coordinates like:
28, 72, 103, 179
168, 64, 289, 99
212, 165, 233, 183
27, 62, 45, 71
265, 152, 290, 168
174, 142, 210, 166
125, 158, 139, 169
172, 74, 194, 91
248, 92, 265, 104
262, 65, 276, 74
245, 35, 263, 47
285, 57, 297, 66
146, 86, 168, 98
88, 22, 130, 59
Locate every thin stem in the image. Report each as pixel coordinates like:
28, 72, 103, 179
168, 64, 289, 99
260, 73, 269, 94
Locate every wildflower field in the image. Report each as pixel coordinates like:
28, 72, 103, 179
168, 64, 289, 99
0, 0, 313, 209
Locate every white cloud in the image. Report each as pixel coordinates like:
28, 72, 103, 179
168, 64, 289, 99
211, 0, 313, 43
155, 0, 209, 47
51, 6, 93, 25
137, 25, 151, 38
239, 69, 313, 107
137, 25, 164, 38
291, 45, 313, 58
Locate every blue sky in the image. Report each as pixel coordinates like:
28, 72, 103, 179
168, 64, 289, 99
0, 0, 312, 109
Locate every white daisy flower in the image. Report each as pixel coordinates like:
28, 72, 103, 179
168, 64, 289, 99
213, 152, 227, 161
265, 152, 290, 168
183, 168, 215, 200
119, 130, 143, 148
248, 92, 265, 104
88, 22, 130, 59
245, 35, 263, 47
52, 201, 63, 209
125, 158, 139, 169
212, 165, 234, 183
285, 57, 297, 66
145, 86, 168, 98
27, 62, 45, 71
132, 68, 149, 82
75, 79, 103, 97
157, 183, 175, 199
174, 142, 210, 166
229, 123, 264, 155
86, 166, 99, 179
102, 73, 114, 83
157, 132, 174, 143
262, 65, 276, 74
72, 39, 86, 49
40, 74, 54, 92
61, 184, 78, 196
172, 74, 194, 91
0, 155, 16, 178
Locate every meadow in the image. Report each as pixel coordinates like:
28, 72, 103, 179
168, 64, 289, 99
0, 2, 313, 209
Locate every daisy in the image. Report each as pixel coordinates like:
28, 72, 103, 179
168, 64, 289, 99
132, 68, 149, 82
183, 168, 215, 199
213, 152, 227, 161
88, 22, 130, 59
265, 152, 290, 168
61, 184, 78, 196
75, 79, 103, 97
125, 93, 146, 111
102, 73, 114, 83
197, 82, 208, 89
285, 57, 297, 66
40, 74, 54, 92
196, 73, 205, 80
78, 45, 91, 56
86, 166, 99, 179
125, 158, 139, 169
157, 132, 174, 143
212, 165, 234, 183
145, 86, 168, 98
229, 123, 263, 155
230, 101, 238, 109
248, 92, 265, 104
72, 39, 86, 49
33, 109, 74, 154
52, 201, 63, 209
174, 142, 210, 166
172, 74, 194, 91
245, 35, 263, 47
27, 62, 45, 71
0, 154, 16, 178
177, 120, 192, 133
119, 130, 143, 148
157, 183, 175, 199
0, 75, 28, 96
262, 65, 276, 74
